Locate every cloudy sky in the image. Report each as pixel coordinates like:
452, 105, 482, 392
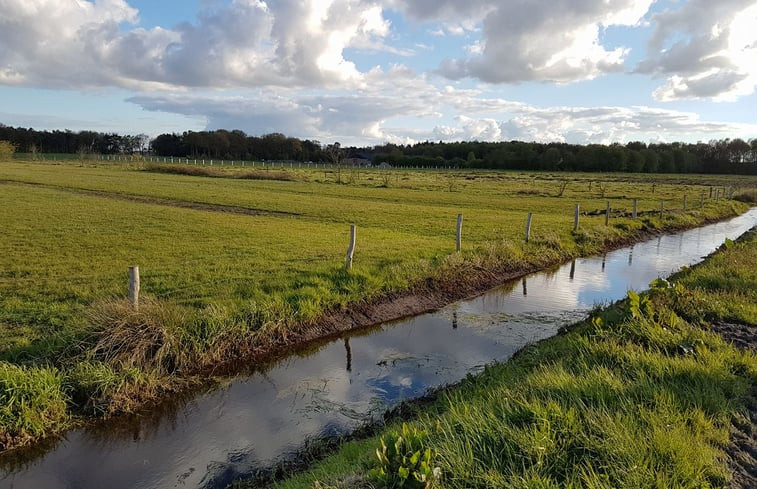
1, 0, 756, 146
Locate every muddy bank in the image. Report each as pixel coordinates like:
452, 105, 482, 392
712, 320, 757, 489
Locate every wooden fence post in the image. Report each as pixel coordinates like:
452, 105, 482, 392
525, 213, 533, 243
129, 266, 140, 311
660, 200, 665, 219
456, 214, 463, 253
701, 191, 705, 207
605, 201, 610, 226
346, 225, 356, 270
683, 194, 687, 211
573, 204, 580, 231
632, 199, 638, 219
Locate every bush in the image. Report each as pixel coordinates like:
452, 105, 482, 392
0, 140, 16, 159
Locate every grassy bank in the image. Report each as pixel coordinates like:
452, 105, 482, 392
0, 159, 753, 452
268, 229, 756, 489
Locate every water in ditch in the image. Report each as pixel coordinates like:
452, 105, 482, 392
2, 209, 755, 489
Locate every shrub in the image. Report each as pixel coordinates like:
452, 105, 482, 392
0, 140, 16, 159
87, 298, 197, 374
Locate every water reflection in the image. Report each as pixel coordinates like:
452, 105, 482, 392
2, 209, 755, 489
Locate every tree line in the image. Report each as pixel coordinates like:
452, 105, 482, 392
372, 139, 757, 175
0, 124, 149, 155
1, 123, 755, 174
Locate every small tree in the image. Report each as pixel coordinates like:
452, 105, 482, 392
325, 142, 345, 183
0, 140, 16, 159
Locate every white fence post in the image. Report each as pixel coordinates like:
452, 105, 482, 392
525, 213, 533, 243
456, 214, 463, 253
346, 225, 357, 269
129, 266, 140, 311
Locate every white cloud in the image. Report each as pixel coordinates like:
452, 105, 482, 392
638, 0, 757, 101
128, 65, 757, 146
426, 0, 653, 83
492, 105, 755, 144
0, 0, 392, 89
1, 0, 755, 145
0, 0, 661, 89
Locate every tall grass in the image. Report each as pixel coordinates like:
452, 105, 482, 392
143, 163, 298, 181
0, 363, 68, 447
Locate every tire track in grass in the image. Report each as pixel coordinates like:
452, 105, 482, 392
0, 180, 302, 218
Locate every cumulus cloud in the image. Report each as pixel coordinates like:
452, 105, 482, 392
2, 0, 755, 145
129, 67, 756, 147
389, 0, 495, 22
491, 105, 752, 144
638, 0, 757, 101
0, 0, 392, 89
0, 0, 660, 88
428, 0, 653, 83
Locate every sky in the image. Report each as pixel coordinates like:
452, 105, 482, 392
0, 0, 756, 147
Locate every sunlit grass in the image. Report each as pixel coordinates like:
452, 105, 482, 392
0, 159, 752, 450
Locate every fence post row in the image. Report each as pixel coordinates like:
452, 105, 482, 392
129, 266, 140, 311
346, 225, 357, 270
456, 214, 463, 253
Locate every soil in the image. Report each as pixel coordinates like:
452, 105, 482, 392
708, 321, 757, 489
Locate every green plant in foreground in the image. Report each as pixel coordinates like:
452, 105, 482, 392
369, 423, 440, 489
0, 362, 68, 445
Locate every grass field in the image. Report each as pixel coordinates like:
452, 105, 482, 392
0, 158, 754, 451
267, 230, 757, 489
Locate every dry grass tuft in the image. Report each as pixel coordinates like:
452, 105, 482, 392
733, 188, 757, 203
143, 163, 221, 177
143, 163, 299, 182
237, 170, 298, 181
87, 298, 195, 374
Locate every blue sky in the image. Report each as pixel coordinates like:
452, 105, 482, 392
1, 0, 756, 146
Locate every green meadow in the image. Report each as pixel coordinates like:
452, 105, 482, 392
0, 158, 753, 451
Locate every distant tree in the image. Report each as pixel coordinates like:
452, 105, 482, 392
325, 142, 346, 183
538, 147, 561, 170
0, 140, 16, 159
641, 149, 659, 173
136, 134, 150, 154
